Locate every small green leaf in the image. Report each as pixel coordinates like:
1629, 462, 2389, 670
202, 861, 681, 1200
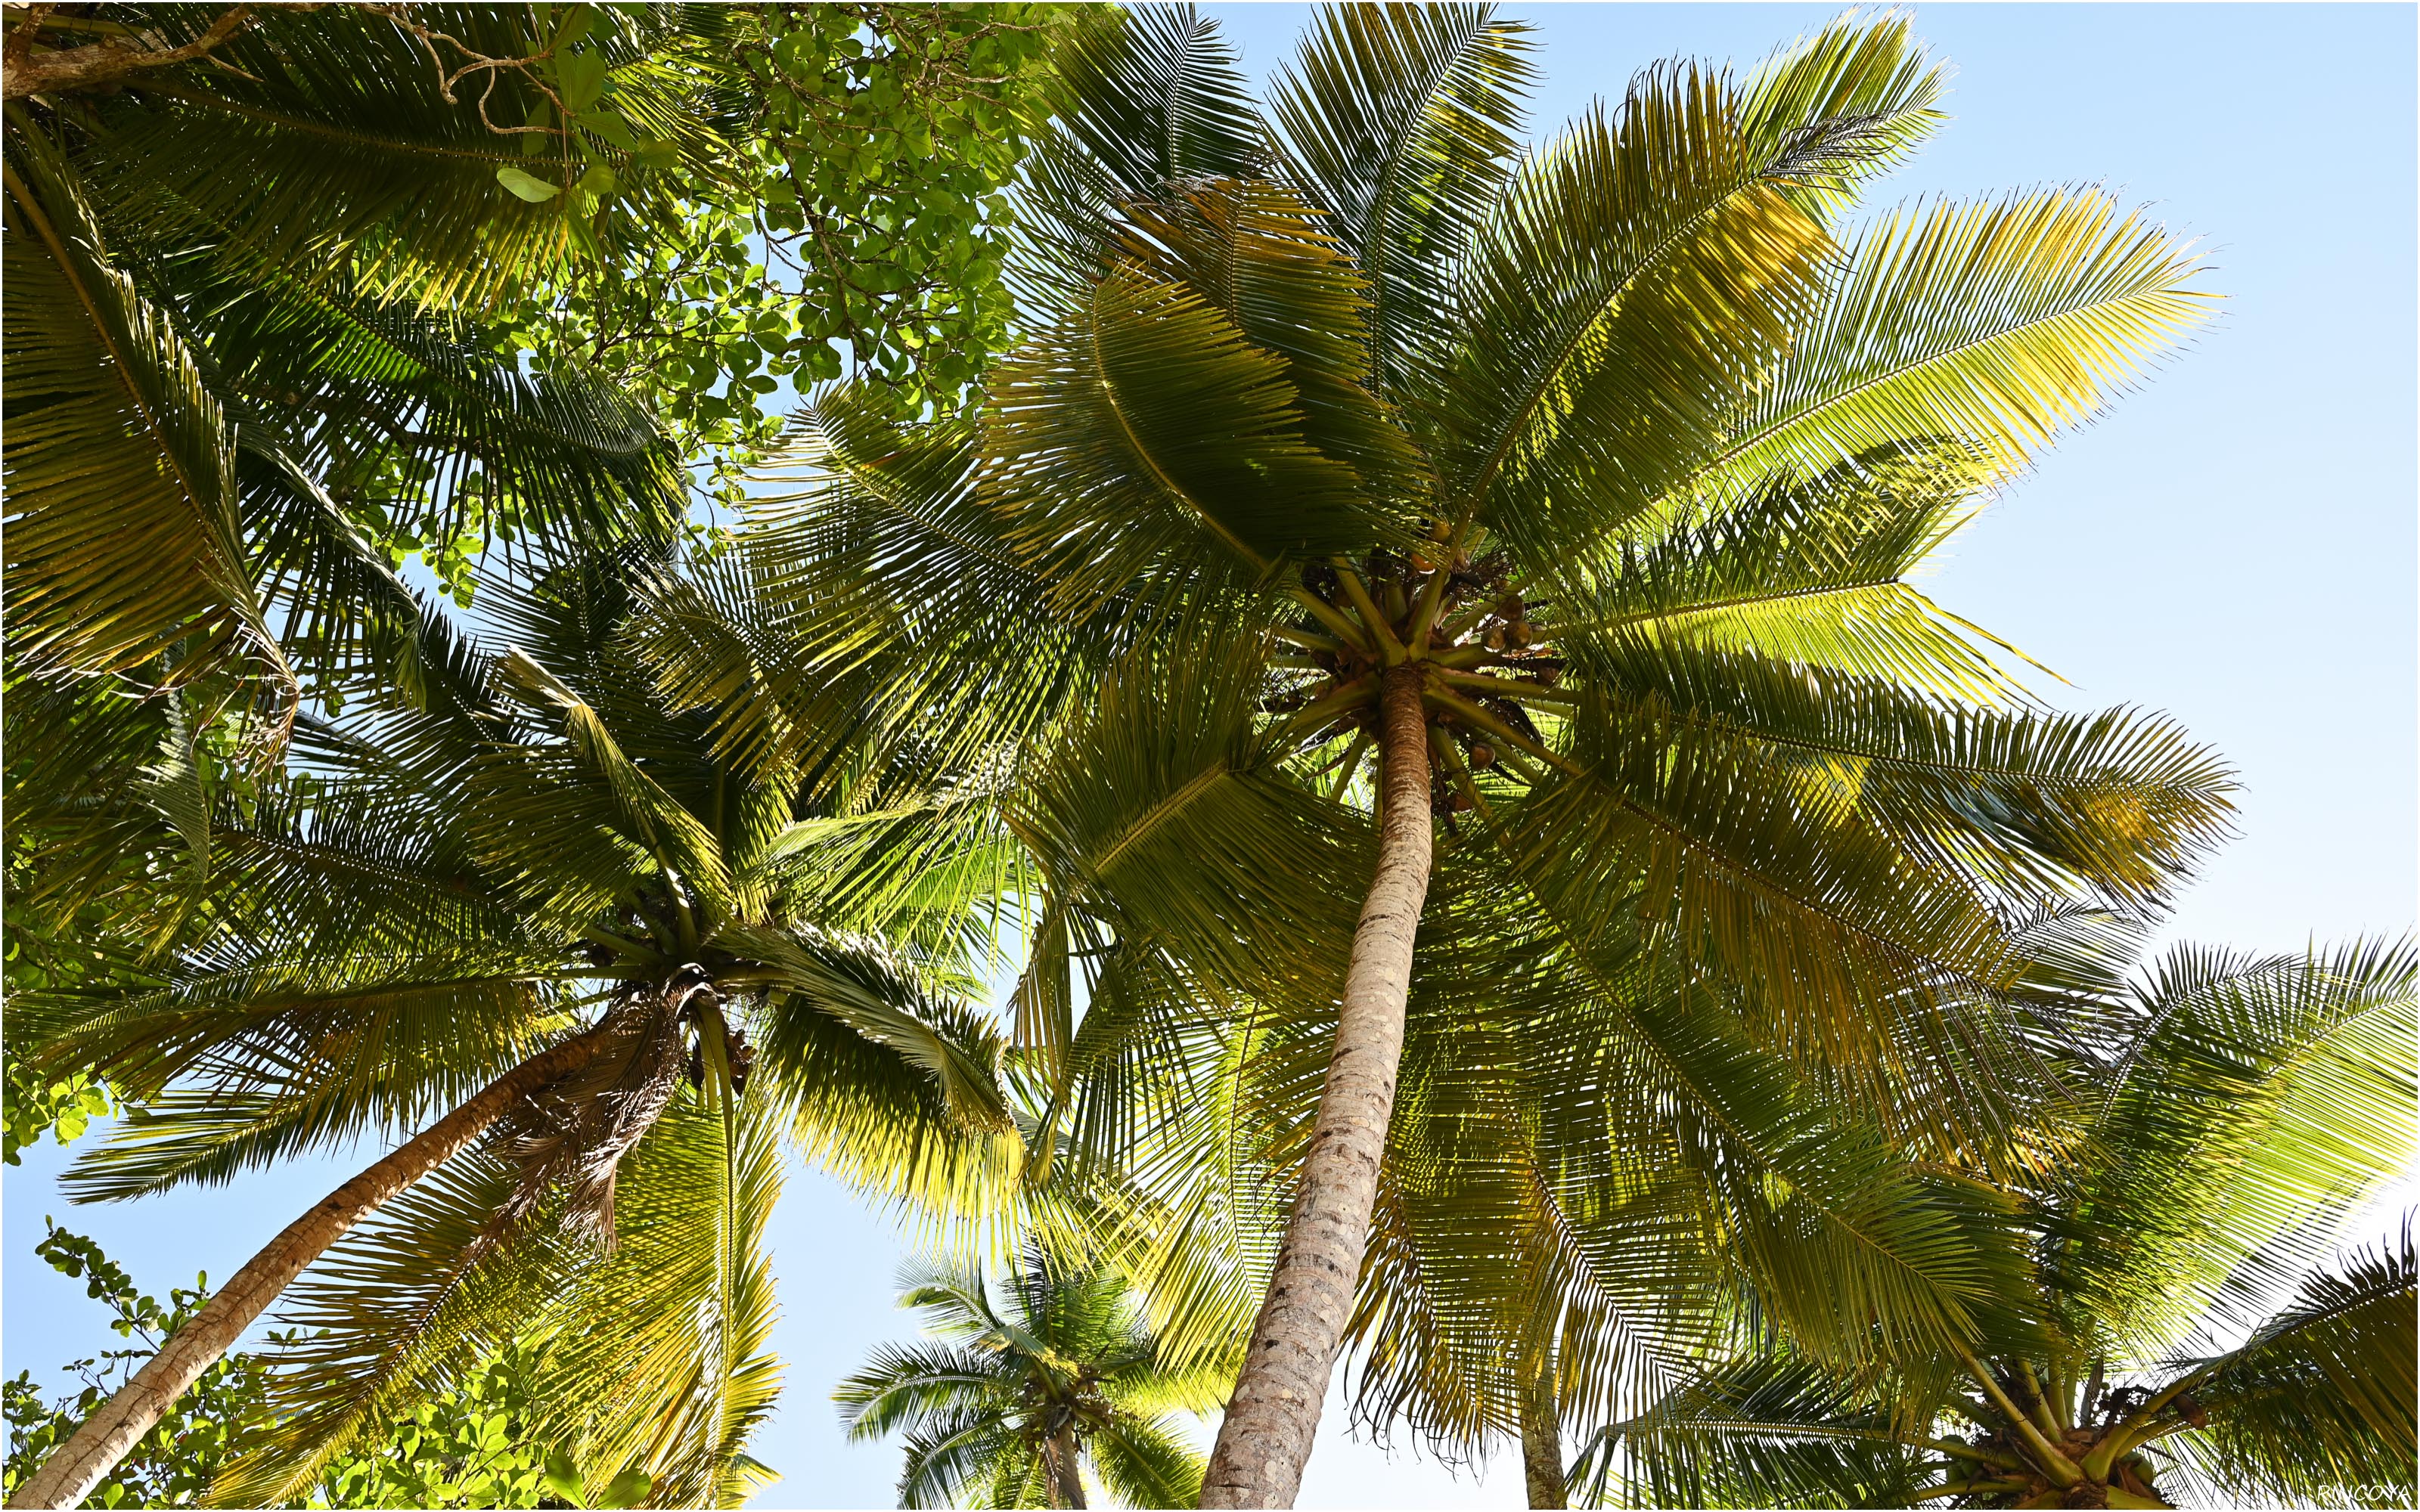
576, 109, 637, 150
556, 48, 608, 113
595, 1469, 653, 1509
541, 1448, 585, 1506
495, 166, 560, 203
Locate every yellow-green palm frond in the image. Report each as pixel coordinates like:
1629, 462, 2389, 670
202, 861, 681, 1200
2, 127, 290, 699
525, 1084, 787, 1509
1016, 3, 1261, 291
78, 4, 723, 311
2055, 937, 2418, 1352
1552, 438, 2029, 703
202, 1150, 576, 1507
1564, 645, 2235, 918
2166, 1226, 2417, 1507
1736, 12, 1949, 224
1267, 2, 1537, 392
1113, 175, 1425, 497
1689, 187, 2212, 503
985, 265, 1381, 609
1437, 57, 1872, 542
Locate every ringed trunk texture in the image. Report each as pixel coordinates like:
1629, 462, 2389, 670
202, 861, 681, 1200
5, 1030, 606, 1510
1202, 665, 1434, 1508
1519, 1356, 1566, 1510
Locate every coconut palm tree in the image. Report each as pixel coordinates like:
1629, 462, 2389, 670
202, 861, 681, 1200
1563, 936, 2418, 1510
4, 542, 1029, 1509
706, 7, 2234, 1500
838, 1246, 1224, 1508
2, 5, 701, 719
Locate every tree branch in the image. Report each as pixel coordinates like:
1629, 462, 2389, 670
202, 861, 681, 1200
4, 5, 265, 102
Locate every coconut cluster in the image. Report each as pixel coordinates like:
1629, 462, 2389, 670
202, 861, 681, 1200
1286, 524, 1566, 818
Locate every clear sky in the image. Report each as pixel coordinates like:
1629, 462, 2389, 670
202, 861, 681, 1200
5, 6, 2413, 1509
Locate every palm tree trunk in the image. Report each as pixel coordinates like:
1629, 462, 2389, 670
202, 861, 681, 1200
6, 1029, 606, 1510
1049, 1427, 1087, 1509
1519, 1355, 1566, 1510
1202, 664, 1434, 1509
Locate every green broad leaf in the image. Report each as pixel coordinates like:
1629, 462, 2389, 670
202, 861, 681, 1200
551, 5, 592, 52
577, 109, 637, 150
594, 1469, 653, 1508
495, 166, 561, 203
630, 139, 679, 171
541, 1448, 585, 1505
556, 48, 608, 113
522, 94, 554, 156
574, 163, 619, 198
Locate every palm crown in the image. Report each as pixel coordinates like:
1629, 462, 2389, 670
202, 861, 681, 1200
1565, 936, 2417, 1509
837, 1247, 1224, 1509
9, 543, 1030, 1507
742, 6, 2235, 1501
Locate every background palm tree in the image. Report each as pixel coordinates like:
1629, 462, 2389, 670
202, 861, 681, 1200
720, 8, 2233, 1501
1564, 935, 2418, 1509
5, 542, 1029, 1508
838, 1246, 1223, 1509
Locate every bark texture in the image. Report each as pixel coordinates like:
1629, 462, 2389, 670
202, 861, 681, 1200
1048, 1426, 1087, 1508
1201, 664, 1435, 1508
1519, 1355, 1566, 1509
5, 1030, 605, 1510
2, 6, 259, 102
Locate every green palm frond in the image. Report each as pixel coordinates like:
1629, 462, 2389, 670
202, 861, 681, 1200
1735, 14, 1948, 224
488, 646, 736, 917
202, 268, 684, 550
525, 1084, 786, 1509
1568, 1356, 1939, 1510
1089, 1413, 1208, 1507
1551, 439, 2028, 702
1493, 686, 2024, 1078
82, 5, 672, 309
203, 1151, 571, 1507
2170, 1226, 2418, 1507
736, 924, 1013, 1141
1565, 643, 2236, 917
48, 971, 549, 1203
1437, 58, 1857, 541
1007, 622, 1367, 1012
2056, 937, 2418, 1349
1018, 3, 1261, 287
985, 265, 1380, 606
1268, 2, 1536, 394
1686, 187, 2211, 502
2, 125, 290, 696
1113, 175, 1424, 497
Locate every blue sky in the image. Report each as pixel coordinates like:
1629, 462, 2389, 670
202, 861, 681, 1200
6, 6, 2413, 1508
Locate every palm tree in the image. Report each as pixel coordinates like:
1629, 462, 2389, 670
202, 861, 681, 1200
732, 7, 2231, 1500
1563, 936, 2418, 1510
838, 1246, 1222, 1508
5, 544, 1028, 1508
3, 5, 700, 717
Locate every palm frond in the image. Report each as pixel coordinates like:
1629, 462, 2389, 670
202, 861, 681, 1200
1267, 2, 1536, 391
2, 125, 290, 697
1689, 187, 2211, 501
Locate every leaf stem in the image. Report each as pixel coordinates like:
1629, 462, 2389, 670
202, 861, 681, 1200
1329, 559, 1406, 663
1950, 1343, 2080, 1488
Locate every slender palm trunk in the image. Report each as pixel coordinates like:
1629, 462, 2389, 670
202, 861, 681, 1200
1047, 1426, 1087, 1508
1202, 665, 1434, 1508
1519, 1355, 1566, 1510
6, 1030, 605, 1510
